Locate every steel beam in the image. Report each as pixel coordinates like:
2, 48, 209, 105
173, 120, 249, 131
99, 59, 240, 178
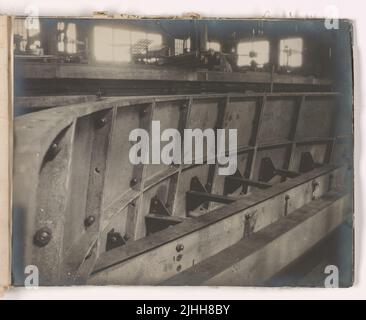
163, 189, 350, 286
87, 165, 345, 285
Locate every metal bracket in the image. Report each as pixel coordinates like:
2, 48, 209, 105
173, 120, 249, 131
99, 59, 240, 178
145, 196, 181, 234
259, 157, 300, 182
145, 215, 183, 235
299, 152, 322, 173
106, 229, 127, 251
224, 169, 272, 195
186, 176, 239, 213
149, 196, 172, 216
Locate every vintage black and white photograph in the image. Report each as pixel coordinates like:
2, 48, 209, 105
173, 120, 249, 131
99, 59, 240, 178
10, 16, 354, 288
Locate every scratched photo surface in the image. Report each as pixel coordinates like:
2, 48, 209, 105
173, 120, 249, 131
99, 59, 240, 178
12, 18, 354, 287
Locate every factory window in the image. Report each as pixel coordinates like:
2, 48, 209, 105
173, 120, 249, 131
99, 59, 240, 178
94, 26, 162, 63
174, 38, 191, 55
57, 22, 77, 54
174, 39, 184, 55
237, 40, 270, 68
14, 18, 41, 54
207, 41, 221, 52
186, 38, 191, 52
279, 38, 303, 67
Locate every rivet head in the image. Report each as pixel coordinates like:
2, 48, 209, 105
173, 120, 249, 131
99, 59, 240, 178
50, 143, 58, 152
140, 108, 148, 115
46, 142, 60, 161
34, 228, 52, 247
84, 215, 96, 228
176, 244, 184, 252
130, 178, 138, 187
95, 117, 107, 128
176, 265, 182, 272
285, 194, 290, 201
176, 254, 183, 261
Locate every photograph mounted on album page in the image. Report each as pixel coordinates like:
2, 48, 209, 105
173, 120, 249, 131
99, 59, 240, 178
0, 14, 354, 288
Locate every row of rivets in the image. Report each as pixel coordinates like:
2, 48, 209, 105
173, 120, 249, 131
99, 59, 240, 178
176, 243, 184, 272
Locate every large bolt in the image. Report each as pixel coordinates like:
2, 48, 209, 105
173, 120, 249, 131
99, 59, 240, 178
130, 178, 138, 187
176, 244, 184, 252
46, 142, 60, 161
33, 227, 52, 247
95, 116, 107, 129
50, 142, 58, 153
110, 235, 118, 243
84, 215, 96, 228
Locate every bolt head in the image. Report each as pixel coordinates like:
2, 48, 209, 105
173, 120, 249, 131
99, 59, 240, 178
46, 142, 60, 161
34, 228, 52, 247
84, 215, 96, 228
176, 244, 184, 252
130, 178, 138, 187
51, 143, 58, 150
95, 116, 107, 128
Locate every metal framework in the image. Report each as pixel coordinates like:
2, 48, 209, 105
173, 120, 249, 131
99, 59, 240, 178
13, 92, 352, 285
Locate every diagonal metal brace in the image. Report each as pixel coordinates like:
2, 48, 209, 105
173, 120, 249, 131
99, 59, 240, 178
259, 157, 300, 182
299, 152, 323, 173
224, 169, 272, 194
145, 214, 183, 235
186, 176, 239, 212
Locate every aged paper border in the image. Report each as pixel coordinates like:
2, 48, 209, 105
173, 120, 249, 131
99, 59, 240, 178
0, 11, 358, 298
0, 15, 12, 292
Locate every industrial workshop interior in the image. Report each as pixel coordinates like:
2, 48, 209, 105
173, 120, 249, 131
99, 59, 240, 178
12, 17, 354, 287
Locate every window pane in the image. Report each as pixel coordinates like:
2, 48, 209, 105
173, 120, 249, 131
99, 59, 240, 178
93, 26, 162, 62
114, 29, 131, 45
66, 23, 77, 53
279, 38, 303, 67
185, 38, 191, 52
174, 39, 184, 55
147, 33, 163, 48
28, 19, 40, 37
113, 46, 131, 62
94, 26, 113, 61
237, 40, 269, 67
131, 31, 146, 44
